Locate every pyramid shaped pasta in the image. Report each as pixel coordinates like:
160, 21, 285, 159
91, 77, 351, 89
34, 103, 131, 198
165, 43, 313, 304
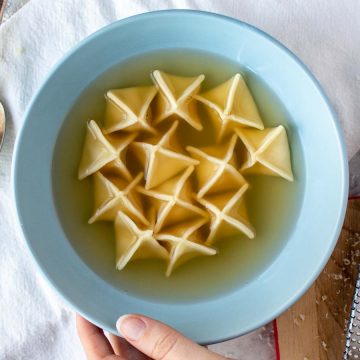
198, 184, 255, 244
187, 134, 247, 199
195, 73, 264, 140
89, 172, 148, 226
236, 125, 294, 181
157, 218, 216, 276
138, 166, 209, 233
104, 85, 157, 134
78, 70, 294, 276
131, 121, 198, 189
78, 120, 135, 180
114, 211, 169, 270
152, 70, 204, 130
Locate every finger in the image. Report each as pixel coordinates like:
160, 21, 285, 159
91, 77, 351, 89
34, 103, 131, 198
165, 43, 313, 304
107, 334, 129, 356
76, 314, 119, 360
116, 315, 226, 360
108, 333, 150, 360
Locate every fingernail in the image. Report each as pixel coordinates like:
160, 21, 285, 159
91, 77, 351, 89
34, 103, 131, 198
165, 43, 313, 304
116, 315, 146, 341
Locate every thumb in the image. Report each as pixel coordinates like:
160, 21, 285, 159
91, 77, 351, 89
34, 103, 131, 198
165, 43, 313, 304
116, 314, 226, 360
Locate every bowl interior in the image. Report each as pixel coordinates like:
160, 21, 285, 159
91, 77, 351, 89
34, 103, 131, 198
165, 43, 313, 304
13, 11, 348, 344
53, 49, 305, 303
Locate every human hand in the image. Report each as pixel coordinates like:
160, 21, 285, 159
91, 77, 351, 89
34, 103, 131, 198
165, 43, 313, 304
77, 314, 229, 360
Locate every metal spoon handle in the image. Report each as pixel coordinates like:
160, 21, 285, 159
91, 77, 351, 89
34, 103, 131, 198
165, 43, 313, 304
0, 102, 4, 151
0, 0, 7, 23
0, 0, 7, 151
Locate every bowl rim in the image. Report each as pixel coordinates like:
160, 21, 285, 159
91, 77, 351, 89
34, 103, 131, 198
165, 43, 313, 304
12, 9, 349, 344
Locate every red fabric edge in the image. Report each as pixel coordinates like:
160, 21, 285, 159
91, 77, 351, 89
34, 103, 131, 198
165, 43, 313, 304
349, 196, 360, 200
273, 196, 360, 359
273, 319, 281, 360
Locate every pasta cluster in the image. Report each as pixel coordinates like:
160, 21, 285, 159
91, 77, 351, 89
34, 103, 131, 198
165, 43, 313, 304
78, 70, 293, 276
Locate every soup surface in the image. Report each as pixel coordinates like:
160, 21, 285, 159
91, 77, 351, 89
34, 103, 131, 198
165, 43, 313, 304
53, 49, 305, 302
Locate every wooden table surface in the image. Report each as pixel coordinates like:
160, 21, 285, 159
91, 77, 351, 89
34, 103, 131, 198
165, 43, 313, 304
277, 199, 360, 359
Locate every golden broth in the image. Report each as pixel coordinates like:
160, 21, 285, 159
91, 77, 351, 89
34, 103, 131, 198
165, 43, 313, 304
52, 49, 305, 302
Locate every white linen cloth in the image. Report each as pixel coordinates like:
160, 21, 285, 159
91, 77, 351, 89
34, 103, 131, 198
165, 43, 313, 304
0, 1, 358, 359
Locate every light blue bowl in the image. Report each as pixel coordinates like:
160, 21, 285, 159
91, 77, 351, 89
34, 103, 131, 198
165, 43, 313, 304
12, 10, 348, 344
